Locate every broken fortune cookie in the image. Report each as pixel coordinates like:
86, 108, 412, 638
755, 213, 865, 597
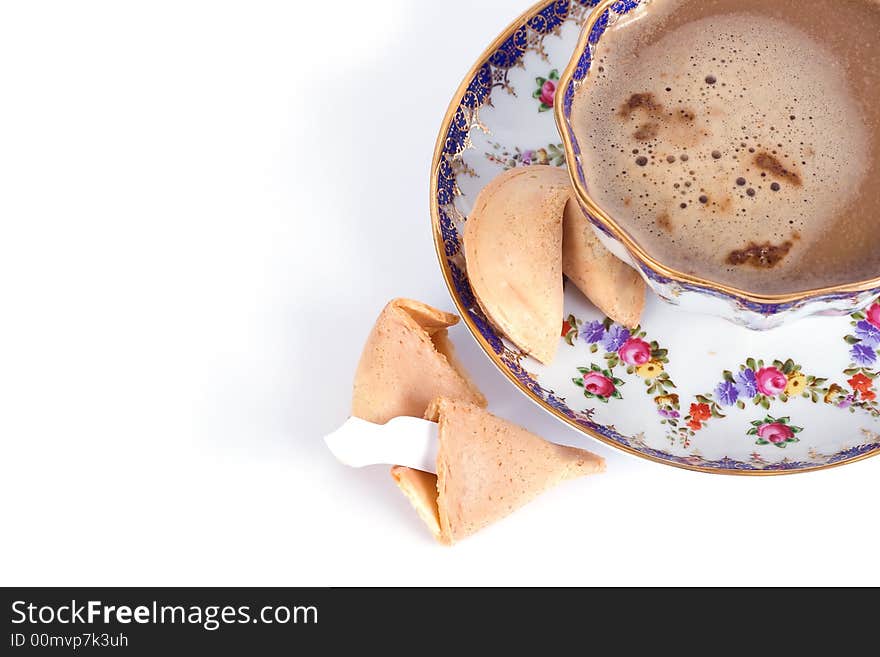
352, 298, 486, 425
351, 298, 487, 488
392, 397, 605, 545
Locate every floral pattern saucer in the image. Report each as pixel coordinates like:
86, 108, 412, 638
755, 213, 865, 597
430, 0, 880, 474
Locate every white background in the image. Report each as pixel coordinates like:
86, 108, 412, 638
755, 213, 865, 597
1, 0, 878, 587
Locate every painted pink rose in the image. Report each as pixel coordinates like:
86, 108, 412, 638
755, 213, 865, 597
618, 338, 652, 366
867, 303, 880, 329
582, 371, 615, 398
540, 80, 556, 107
755, 367, 787, 397
757, 422, 795, 444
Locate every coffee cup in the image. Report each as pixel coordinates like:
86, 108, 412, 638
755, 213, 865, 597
555, 0, 880, 329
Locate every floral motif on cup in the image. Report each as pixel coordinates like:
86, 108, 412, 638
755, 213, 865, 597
844, 299, 880, 367
679, 357, 827, 442
563, 309, 880, 452
574, 364, 624, 402
568, 315, 680, 425
838, 299, 880, 418
748, 416, 803, 449
486, 141, 566, 170
533, 68, 559, 112
837, 371, 879, 418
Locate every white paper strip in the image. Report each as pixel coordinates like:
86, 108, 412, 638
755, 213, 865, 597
323, 416, 439, 474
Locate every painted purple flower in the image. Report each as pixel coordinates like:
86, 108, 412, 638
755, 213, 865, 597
855, 320, 880, 346
521, 150, 534, 166
852, 343, 878, 366
715, 380, 740, 407
735, 368, 758, 399
658, 409, 680, 419
580, 320, 606, 344
602, 325, 631, 352
838, 395, 854, 410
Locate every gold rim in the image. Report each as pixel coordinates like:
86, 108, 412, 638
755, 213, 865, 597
554, 0, 880, 306
429, 0, 880, 475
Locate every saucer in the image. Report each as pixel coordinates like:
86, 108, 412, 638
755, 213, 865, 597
430, 0, 880, 474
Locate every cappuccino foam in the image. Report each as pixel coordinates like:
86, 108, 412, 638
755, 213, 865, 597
573, 0, 880, 294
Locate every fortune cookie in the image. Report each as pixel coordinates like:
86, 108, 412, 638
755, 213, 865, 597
392, 398, 605, 545
562, 198, 646, 328
352, 298, 486, 424
464, 166, 569, 364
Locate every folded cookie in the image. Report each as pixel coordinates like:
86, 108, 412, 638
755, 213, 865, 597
464, 166, 570, 364
562, 198, 646, 328
392, 397, 605, 545
352, 298, 486, 424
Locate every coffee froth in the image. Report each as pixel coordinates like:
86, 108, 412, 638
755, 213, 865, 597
573, 0, 880, 294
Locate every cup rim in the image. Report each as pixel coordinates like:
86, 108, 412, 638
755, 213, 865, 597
554, 0, 880, 305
